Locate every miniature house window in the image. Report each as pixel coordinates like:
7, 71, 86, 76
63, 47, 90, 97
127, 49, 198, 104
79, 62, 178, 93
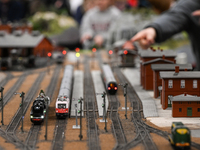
168, 95, 173, 107
168, 80, 173, 88
193, 80, 197, 88
198, 108, 200, 112
181, 80, 185, 88
179, 108, 182, 112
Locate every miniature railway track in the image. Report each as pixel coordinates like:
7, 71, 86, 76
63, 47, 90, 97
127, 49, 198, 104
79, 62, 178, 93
114, 68, 158, 150
51, 119, 67, 150
25, 66, 61, 150
0, 72, 28, 111
108, 95, 127, 149
84, 57, 100, 150
0, 72, 13, 87
4, 72, 45, 149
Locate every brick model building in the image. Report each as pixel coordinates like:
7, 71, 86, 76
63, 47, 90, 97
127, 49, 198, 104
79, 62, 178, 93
139, 48, 177, 89
142, 56, 174, 90
118, 49, 137, 67
0, 23, 32, 33
0, 30, 53, 58
170, 93, 200, 117
160, 66, 200, 109
151, 64, 193, 98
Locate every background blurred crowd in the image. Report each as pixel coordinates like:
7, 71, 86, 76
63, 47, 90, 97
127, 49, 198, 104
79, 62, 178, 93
0, 0, 153, 24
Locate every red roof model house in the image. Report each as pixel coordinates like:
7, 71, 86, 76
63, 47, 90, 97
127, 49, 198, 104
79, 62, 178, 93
151, 64, 193, 98
139, 48, 176, 88
170, 93, 200, 117
160, 66, 200, 109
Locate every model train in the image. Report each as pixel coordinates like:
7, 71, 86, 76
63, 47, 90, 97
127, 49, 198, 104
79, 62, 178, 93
30, 90, 50, 124
168, 122, 191, 149
55, 65, 73, 118
102, 64, 118, 94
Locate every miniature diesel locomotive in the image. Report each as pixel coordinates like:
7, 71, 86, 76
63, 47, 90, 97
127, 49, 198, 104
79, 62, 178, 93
168, 122, 191, 149
55, 65, 73, 118
102, 64, 118, 94
30, 90, 50, 124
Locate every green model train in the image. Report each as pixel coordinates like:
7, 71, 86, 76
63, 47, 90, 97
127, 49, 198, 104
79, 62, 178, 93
168, 122, 191, 149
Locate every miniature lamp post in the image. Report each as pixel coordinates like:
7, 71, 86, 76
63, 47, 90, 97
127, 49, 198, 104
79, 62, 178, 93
45, 99, 49, 140
0, 87, 4, 125
119, 82, 128, 119
47, 52, 51, 74
15, 92, 25, 132
92, 48, 96, 68
73, 103, 80, 129
78, 97, 83, 140
102, 92, 107, 132
75, 48, 80, 69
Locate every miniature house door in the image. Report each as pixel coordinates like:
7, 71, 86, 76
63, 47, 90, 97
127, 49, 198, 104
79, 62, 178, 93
168, 95, 173, 107
187, 107, 192, 116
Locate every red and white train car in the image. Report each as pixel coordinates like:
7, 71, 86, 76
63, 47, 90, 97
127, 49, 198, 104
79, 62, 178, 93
55, 65, 73, 118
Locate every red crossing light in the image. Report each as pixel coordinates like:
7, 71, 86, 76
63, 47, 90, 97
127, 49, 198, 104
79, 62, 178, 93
47, 52, 52, 57
92, 48, 96, 52
114, 87, 117, 90
75, 48, 80, 52
109, 50, 113, 55
108, 87, 111, 90
124, 50, 128, 55
62, 50, 67, 55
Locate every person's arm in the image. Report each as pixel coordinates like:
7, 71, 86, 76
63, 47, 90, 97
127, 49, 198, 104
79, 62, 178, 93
131, 0, 200, 48
80, 10, 94, 43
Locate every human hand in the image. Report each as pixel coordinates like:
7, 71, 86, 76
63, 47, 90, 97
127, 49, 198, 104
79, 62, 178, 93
192, 10, 200, 16
80, 34, 92, 43
130, 28, 156, 49
94, 35, 104, 47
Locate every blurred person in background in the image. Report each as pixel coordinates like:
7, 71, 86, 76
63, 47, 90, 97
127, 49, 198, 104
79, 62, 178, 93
0, 0, 24, 23
80, 0, 121, 48
74, 0, 96, 25
131, 0, 200, 70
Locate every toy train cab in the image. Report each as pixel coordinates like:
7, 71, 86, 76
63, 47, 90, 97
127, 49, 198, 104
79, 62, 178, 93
102, 64, 118, 95
30, 97, 46, 124
107, 82, 118, 94
55, 96, 70, 118
168, 122, 191, 149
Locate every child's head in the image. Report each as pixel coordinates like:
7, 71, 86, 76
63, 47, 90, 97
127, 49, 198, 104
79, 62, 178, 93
96, 0, 114, 11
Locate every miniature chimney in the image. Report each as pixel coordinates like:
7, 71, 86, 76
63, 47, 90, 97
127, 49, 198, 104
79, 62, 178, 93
162, 55, 165, 60
158, 47, 160, 50
150, 47, 153, 50
160, 49, 163, 52
184, 92, 187, 96
175, 66, 179, 73
184, 68, 188, 71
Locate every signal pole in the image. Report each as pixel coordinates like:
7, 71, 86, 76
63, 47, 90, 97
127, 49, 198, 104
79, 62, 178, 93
0, 87, 4, 125
97, 92, 107, 132
119, 83, 128, 119
15, 92, 25, 132
78, 97, 83, 140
